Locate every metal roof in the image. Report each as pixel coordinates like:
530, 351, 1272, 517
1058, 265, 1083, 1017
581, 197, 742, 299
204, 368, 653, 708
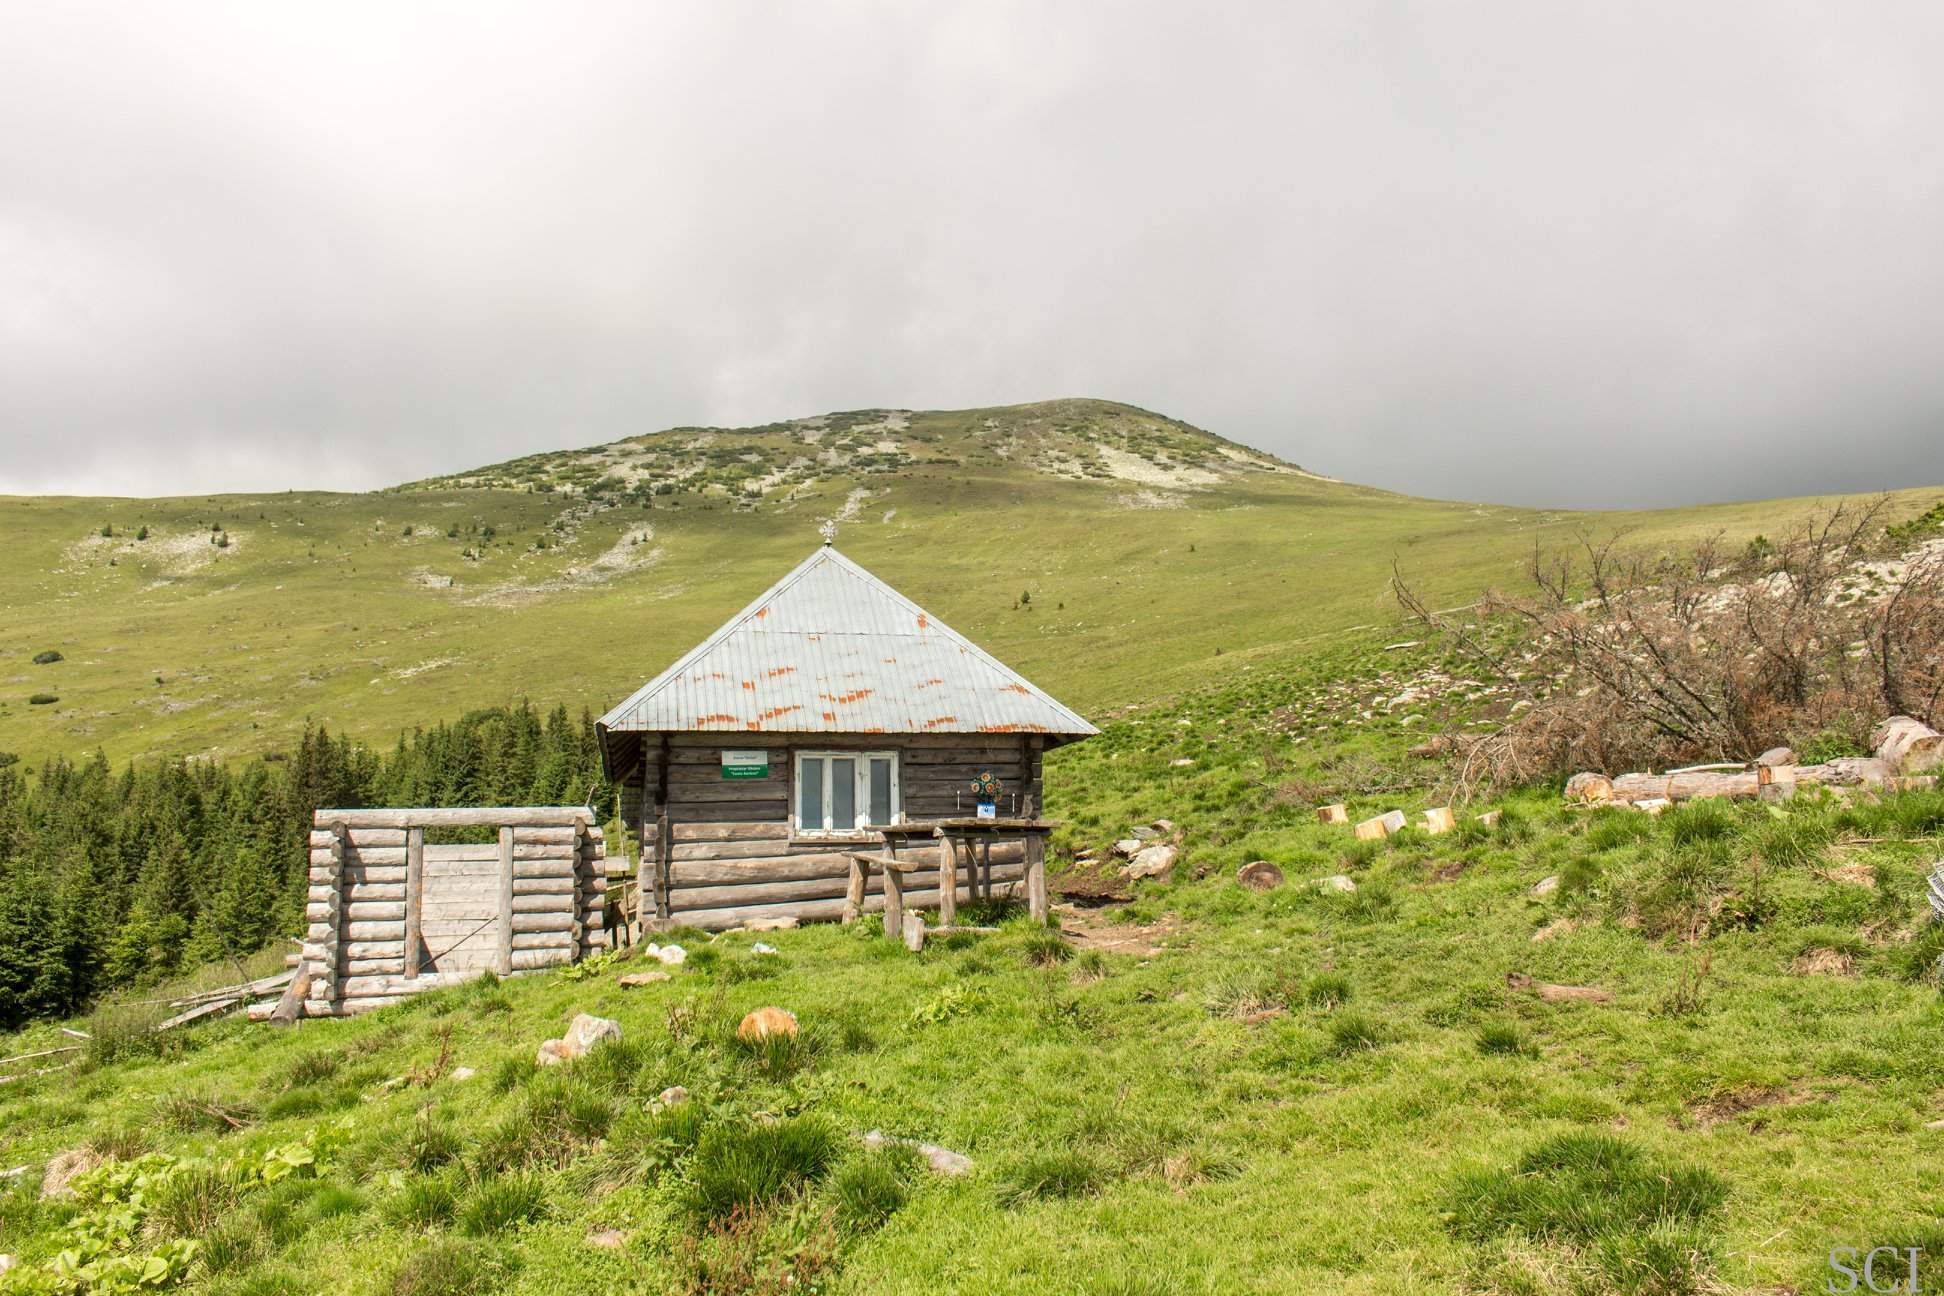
597, 544, 1098, 746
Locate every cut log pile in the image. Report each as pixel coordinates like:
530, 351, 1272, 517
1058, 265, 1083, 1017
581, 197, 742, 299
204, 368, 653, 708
1567, 716, 1942, 808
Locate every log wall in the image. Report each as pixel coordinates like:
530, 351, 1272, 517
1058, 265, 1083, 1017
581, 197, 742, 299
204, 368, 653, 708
617, 733, 1045, 930
305, 807, 604, 1017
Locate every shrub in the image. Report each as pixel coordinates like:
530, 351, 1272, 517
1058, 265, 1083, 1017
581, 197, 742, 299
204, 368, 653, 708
27, 693, 58, 706
681, 1116, 841, 1223
31, 650, 62, 665
135, 525, 148, 541
457, 1173, 548, 1235
389, 1239, 506, 1296
998, 1148, 1107, 1206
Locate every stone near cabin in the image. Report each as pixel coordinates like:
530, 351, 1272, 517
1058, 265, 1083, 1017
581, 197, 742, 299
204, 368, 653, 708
745, 916, 799, 932
655, 1085, 690, 1109
751, 942, 779, 955
860, 1129, 973, 1176
1113, 839, 1144, 858
644, 943, 686, 966
1564, 772, 1613, 805
1757, 780, 1796, 805
1633, 798, 1672, 815
737, 1006, 799, 1043
1150, 818, 1176, 834
1236, 861, 1284, 892
1531, 875, 1560, 897
1126, 844, 1178, 881
1131, 825, 1159, 841
538, 1012, 623, 1066
1313, 874, 1357, 893
618, 971, 671, 988
1756, 746, 1797, 767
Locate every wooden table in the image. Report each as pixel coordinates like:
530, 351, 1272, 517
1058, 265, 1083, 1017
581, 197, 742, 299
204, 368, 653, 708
843, 819, 1057, 941
931, 818, 1056, 927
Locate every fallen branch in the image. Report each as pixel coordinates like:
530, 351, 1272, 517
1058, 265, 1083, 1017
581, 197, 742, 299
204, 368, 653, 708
1507, 972, 1614, 1004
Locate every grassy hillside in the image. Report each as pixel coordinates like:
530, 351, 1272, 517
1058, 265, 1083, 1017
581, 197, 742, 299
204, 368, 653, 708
4, 651, 1944, 1294
3, 398, 1934, 765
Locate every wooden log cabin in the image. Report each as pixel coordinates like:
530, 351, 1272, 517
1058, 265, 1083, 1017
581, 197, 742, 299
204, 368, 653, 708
597, 537, 1098, 931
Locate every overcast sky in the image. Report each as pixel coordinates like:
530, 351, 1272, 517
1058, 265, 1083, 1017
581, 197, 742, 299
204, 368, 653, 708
3, 3, 1942, 508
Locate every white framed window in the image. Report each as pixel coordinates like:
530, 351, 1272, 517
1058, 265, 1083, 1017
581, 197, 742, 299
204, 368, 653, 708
794, 751, 900, 835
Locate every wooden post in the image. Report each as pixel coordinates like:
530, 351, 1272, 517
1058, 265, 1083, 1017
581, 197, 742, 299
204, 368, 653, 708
403, 826, 424, 978
978, 839, 992, 902
1026, 832, 1048, 925
882, 863, 905, 940
937, 834, 958, 926
496, 825, 515, 977
636, 778, 653, 936
843, 858, 867, 923
655, 810, 673, 922
654, 734, 673, 921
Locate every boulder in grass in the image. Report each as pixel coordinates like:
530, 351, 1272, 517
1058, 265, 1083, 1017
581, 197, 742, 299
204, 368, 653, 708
1531, 875, 1560, 897
736, 1006, 799, 1043
537, 1012, 622, 1066
1236, 861, 1285, 892
618, 970, 671, 988
1126, 844, 1178, 881
860, 1129, 972, 1176
1113, 839, 1144, 858
1313, 874, 1356, 893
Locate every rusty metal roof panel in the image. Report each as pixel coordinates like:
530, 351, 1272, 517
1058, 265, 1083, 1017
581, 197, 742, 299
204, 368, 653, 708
597, 545, 1097, 741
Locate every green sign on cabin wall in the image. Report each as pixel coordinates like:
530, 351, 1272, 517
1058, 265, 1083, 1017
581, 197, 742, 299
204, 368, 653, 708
720, 749, 770, 780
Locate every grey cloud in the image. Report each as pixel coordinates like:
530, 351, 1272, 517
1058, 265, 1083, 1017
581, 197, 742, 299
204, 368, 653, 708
2, 1, 1941, 505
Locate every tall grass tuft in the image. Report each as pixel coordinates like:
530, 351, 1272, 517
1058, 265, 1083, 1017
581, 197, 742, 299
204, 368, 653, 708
1476, 1022, 1536, 1058
680, 1115, 841, 1224
830, 1150, 912, 1232
1449, 1131, 1728, 1293
388, 1238, 506, 1296
457, 1173, 547, 1236
998, 1148, 1108, 1206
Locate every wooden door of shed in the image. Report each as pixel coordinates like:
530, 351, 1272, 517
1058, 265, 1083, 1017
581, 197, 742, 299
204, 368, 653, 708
419, 844, 503, 973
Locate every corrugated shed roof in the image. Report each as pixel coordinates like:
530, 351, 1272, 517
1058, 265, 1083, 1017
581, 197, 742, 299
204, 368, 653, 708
597, 545, 1097, 746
